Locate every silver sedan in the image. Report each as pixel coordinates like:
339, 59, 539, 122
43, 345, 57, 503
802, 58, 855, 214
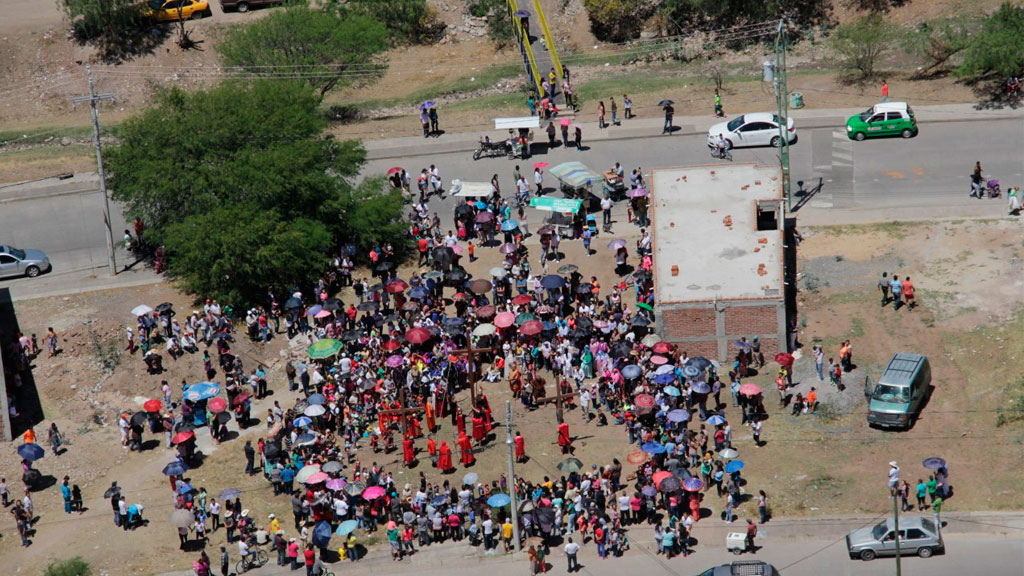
0, 245, 51, 279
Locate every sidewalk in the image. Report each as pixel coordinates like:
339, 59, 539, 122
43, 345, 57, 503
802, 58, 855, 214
364, 103, 1024, 160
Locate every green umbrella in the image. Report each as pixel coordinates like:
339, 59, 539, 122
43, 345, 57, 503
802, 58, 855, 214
307, 338, 342, 359
637, 303, 654, 312
515, 313, 537, 326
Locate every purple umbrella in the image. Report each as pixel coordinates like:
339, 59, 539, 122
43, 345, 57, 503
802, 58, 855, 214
683, 477, 704, 492
607, 239, 627, 250
326, 478, 347, 491
385, 355, 404, 368
922, 457, 946, 470
475, 211, 495, 223
667, 409, 690, 423
628, 188, 648, 198
641, 485, 657, 497
690, 380, 711, 394
420, 101, 436, 110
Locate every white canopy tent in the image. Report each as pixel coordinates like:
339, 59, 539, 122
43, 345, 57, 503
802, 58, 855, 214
494, 116, 541, 131
450, 180, 493, 197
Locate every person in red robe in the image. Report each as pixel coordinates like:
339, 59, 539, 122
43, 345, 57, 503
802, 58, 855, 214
408, 415, 422, 438
477, 393, 494, 431
438, 441, 453, 471
457, 432, 475, 466
403, 435, 415, 468
455, 408, 466, 436
471, 414, 485, 443
514, 431, 526, 462
425, 400, 436, 432
689, 492, 701, 522
557, 421, 571, 454
427, 436, 437, 467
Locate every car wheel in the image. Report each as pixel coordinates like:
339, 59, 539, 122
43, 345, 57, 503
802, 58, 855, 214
25, 266, 40, 278
237, 1, 249, 12
191, 9, 204, 19
854, 132, 866, 141
725, 139, 734, 149
770, 136, 780, 148
860, 549, 876, 561
901, 129, 914, 139
918, 547, 933, 558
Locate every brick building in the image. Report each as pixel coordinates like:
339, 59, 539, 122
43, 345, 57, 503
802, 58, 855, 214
650, 164, 795, 361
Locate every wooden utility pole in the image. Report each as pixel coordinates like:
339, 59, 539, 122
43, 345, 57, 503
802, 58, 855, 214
71, 65, 117, 277
535, 387, 579, 423
379, 384, 423, 435
451, 336, 494, 407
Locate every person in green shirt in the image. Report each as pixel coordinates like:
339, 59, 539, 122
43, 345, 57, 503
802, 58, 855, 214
387, 524, 402, 560
916, 479, 927, 511
932, 496, 943, 528
926, 475, 938, 503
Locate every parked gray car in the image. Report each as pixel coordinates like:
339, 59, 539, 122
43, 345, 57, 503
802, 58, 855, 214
846, 516, 944, 561
0, 245, 51, 279
219, 0, 285, 12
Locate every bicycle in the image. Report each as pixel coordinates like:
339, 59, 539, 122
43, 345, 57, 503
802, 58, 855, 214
710, 146, 732, 161
235, 546, 269, 574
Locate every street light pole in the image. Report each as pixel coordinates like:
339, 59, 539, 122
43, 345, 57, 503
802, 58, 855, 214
505, 401, 522, 552
71, 65, 117, 277
893, 492, 902, 576
774, 18, 792, 213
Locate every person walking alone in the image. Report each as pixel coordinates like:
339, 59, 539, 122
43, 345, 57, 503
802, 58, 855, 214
662, 104, 674, 134
610, 98, 619, 126
598, 101, 606, 129
623, 94, 633, 119
564, 537, 579, 572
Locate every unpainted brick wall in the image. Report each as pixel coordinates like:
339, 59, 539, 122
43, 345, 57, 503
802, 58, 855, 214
723, 305, 778, 335
661, 307, 716, 340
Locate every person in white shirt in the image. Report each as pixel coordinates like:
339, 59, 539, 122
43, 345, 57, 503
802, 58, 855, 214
564, 537, 580, 572
534, 168, 544, 195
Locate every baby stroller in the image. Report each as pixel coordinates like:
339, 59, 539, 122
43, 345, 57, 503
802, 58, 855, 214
586, 214, 599, 236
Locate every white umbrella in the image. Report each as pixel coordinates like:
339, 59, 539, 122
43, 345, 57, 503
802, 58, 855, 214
472, 323, 497, 337
170, 508, 194, 528
719, 448, 739, 460
489, 267, 508, 279
294, 464, 321, 484
132, 304, 154, 316
304, 404, 326, 417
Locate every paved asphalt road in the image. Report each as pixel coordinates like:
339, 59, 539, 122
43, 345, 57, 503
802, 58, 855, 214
2, 116, 1022, 299
363, 119, 1024, 227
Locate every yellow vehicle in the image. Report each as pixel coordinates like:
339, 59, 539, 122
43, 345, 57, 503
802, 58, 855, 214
145, 0, 211, 21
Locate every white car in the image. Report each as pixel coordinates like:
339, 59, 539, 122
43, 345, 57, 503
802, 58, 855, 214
707, 113, 796, 149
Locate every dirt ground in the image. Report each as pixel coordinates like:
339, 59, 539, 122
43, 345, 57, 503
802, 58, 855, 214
4, 215, 1024, 574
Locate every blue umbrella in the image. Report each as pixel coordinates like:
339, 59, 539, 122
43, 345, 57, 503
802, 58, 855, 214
642, 485, 658, 497
218, 488, 241, 500
487, 493, 511, 507
706, 414, 726, 426
690, 381, 711, 394
307, 393, 326, 405
444, 317, 466, 328
162, 460, 188, 477
540, 275, 566, 289
686, 357, 713, 370
500, 220, 519, 232
308, 305, 324, 317
312, 520, 333, 548
293, 416, 312, 428
421, 100, 436, 110
682, 365, 701, 378
296, 433, 316, 446
177, 483, 196, 495
663, 385, 681, 397
409, 286, 429, 299
183, 382, 219, 402
666, 409, 690, 423
654, 372, 676, 385
474, 201, 488, 209
430, 495, 449, 507
17, 443, 44, 462
621, 365, 642, 380
725, 460, 745, 474
542, 321, 558, 331
641, 442, 666, 455
463, 472, 479, 485
336, 519, 359, 536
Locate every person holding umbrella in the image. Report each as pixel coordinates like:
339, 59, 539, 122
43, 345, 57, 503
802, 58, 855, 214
661, 101, 674, 134
420, 107, 429, 138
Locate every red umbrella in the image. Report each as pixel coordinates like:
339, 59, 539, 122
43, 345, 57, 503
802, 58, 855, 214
143, 399, 162, 413
406, 327, 431, 344
519, 320, 544, 336
172, 431, 195, 445
738, 383, 763, 396
494, 312, 515, 329
652, 470, 673, 487
385, 279, 409, 294
533, 162, 549, 169
476, 305, 496, 318
634, 394, 655, 409
232, 391, 251, 406
650, 355, 669, 365
652, 341, 674, 355
208, 397, 227, 413
386, 167, 402, 175
511, 294, 533, 306
452, 292, 468, 301
383, 340, 402, 351
775, 353, 795, 367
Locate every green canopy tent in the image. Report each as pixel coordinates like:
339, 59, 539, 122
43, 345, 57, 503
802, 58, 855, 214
530, 197, 583, 214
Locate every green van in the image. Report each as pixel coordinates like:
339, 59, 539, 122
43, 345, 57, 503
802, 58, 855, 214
846, 102, 917, 141
866, 353, 931, 429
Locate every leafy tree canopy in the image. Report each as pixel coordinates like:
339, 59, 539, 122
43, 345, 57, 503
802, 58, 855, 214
59, 0, 161, 62
957, 2, 1024, 78
216, 5, 389, 96
106, 80, 405, 304
332, 0, 446, 45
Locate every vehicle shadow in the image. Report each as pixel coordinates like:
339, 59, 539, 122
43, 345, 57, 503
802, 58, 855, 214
0, 287, 45, 440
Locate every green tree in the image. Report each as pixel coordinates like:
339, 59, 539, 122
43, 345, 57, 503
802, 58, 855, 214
336, 0, 445, 45
658, 0, 831, 36
902, 17, 975, 77
216, 5, 389, 96
957, 2, 1024, 78
59, 0, 159, 62
829, 13, 896, 81
106, 80, 404, 304
583, 0, 658, 42
467, 0, 515, 47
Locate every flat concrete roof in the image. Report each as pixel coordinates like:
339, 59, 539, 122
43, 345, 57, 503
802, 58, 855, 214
650, 163, 783, 303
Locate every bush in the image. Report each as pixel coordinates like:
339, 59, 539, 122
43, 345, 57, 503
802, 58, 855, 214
45, 558, 91, 576
583, 0, 657, 42
338, 0, 445, 45
59, 0, 163, 62
901, 18, 975, 77
957, 2, 1024, 79
829, 13, 896, 81
467, 0, 515, 47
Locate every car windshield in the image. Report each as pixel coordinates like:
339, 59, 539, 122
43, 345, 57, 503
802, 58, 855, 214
871, 522, 888, 540
726, 116, 745, 131
920, 518, 936, 533
859, 108, 873, 121
873, 384, 909, 404
148, 0, 164, 9
1, 246, 26, 259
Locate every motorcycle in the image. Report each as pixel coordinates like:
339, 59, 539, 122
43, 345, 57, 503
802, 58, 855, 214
472, 137, 511, 160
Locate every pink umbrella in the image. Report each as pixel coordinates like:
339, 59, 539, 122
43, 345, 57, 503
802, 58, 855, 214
314, 310, 332, 319
494, 312, 516, 328
451, 245, 464, 255
519, 320, 544, 336
326, 478, 347, 491
385, 355, 404, 368
559, 118, 572, 127
628, 188, 648, 198
650, 355, 669, 365
738, 383, 762, 396
305, 472, 330, 485
533, 162, 549, 169
363, 486, 386, 500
